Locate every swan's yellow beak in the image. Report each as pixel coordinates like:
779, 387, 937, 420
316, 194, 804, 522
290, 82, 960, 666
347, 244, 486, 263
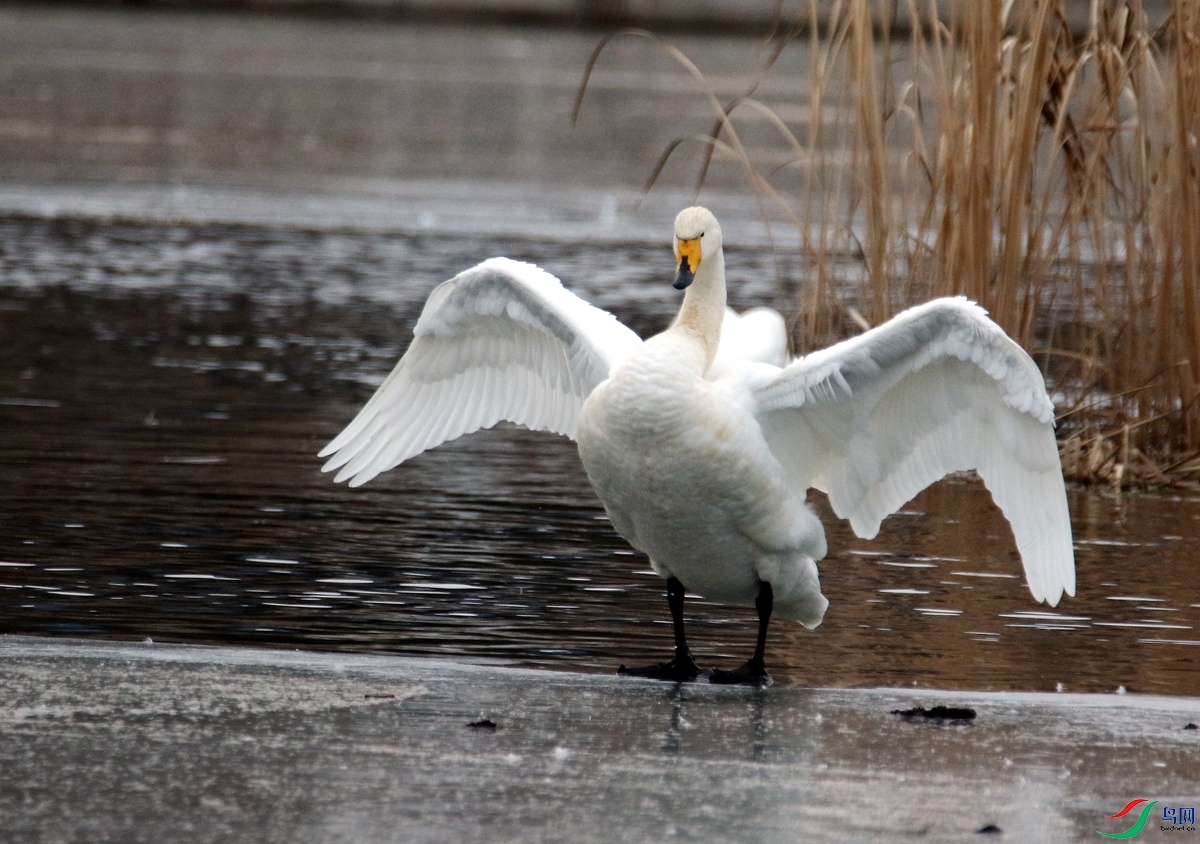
674, 237, 701, 290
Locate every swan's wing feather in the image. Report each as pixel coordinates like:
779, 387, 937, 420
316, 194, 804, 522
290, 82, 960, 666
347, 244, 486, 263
319, 257, 641, 486
715, 306, 789, 367
750, 297, 1074, 605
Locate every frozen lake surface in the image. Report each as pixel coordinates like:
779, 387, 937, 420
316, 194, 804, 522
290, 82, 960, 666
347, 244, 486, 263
1, 635, 1195, 844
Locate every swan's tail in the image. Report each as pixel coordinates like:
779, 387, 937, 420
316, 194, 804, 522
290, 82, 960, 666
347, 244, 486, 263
762, 553, 828, 629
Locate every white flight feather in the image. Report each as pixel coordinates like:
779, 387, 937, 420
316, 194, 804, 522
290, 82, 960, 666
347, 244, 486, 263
747, 297, 1074, 605
320, 257, 642, 487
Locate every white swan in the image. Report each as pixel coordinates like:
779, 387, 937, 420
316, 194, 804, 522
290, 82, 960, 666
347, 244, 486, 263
320, 206, 1075, 685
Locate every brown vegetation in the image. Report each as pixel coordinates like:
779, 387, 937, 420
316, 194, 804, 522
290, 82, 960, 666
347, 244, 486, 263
580, 0, 1200, 489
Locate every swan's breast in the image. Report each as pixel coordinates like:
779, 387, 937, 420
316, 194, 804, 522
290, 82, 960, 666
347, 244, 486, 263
576, 337, 811, 560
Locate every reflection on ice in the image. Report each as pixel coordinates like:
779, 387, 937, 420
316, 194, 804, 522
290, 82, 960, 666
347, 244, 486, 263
1000, 611, 1092, 622
1139, 638, 1200, 646
162, 573, 238, 581
1095, 621, 1192, 630
999, 610, 1092, 632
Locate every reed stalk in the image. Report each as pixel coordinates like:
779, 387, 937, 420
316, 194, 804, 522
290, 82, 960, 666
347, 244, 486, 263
783, 0, 1197, 484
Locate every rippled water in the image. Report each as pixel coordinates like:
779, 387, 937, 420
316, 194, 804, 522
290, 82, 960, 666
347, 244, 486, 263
1, 215, 1198, 695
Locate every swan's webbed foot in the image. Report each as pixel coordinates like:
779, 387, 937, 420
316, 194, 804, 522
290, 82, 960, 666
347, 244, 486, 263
709, 656, 772, 688
709, 582, 775, 688
619, 576, 704, 682
618, 653, 704, 683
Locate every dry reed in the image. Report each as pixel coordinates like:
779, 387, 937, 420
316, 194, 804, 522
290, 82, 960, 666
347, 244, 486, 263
580, 0, 1200, 488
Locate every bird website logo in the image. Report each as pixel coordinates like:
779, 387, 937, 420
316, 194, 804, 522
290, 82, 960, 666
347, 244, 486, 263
1099, 799, 1197, 838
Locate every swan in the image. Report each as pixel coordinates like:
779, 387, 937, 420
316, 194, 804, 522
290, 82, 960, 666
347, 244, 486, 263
320, 206, 1075, 686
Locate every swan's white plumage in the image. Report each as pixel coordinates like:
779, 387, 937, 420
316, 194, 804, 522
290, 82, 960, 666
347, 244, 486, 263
321, 208, 1075, 637
715, 306, 789, 368
319, 257, 641, 486
750, 298, 1073, 605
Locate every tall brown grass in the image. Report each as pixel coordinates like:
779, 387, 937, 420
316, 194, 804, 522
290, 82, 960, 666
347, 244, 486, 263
581, 0, 1200, 487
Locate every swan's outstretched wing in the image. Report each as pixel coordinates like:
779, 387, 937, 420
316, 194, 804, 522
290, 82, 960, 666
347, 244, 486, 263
747, 297, 1074, 606
320, 257, 642, 487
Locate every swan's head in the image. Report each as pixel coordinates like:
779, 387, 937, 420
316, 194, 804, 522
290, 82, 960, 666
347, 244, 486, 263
672, 206, 722, 290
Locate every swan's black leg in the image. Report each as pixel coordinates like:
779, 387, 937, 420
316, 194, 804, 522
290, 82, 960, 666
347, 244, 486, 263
710, 581, 773, 687
618, 576, 703, 682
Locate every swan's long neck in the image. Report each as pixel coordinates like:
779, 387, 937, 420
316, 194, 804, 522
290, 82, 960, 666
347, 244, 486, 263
674, 249, 726, 371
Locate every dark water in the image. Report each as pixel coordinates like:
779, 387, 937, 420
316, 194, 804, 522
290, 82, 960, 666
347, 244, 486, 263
1, 215, 1198, 695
